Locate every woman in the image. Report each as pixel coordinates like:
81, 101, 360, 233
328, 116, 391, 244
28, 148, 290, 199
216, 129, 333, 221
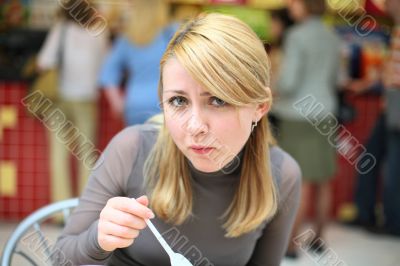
55, 13, 301, 266
381, 0, 400, 236
268, 8, 294, 83
37, 0, 108, 202
268, 8, 294, 136
273, 0, 341, 258
99, 0, 178, 125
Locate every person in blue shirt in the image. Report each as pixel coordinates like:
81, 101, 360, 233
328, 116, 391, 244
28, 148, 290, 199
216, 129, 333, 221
99, 0, 177, 125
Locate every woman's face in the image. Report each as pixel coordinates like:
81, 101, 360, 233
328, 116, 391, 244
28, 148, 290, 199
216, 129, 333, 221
288, 0, 307, 22
270, 18, 284, 42
162, 58, 268, 173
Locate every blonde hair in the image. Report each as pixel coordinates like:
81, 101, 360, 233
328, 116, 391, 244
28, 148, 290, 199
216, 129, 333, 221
124, 0, 169, 45
144, 13, 278, 238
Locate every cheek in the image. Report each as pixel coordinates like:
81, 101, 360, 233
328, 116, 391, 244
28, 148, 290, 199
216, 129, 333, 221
165, 120, 177, 137
164, 109, 189, 145
213, 115, 251, 150
165, 112, 180, 137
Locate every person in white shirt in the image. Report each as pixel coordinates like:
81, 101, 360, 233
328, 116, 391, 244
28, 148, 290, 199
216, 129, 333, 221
37, 0, 108, 203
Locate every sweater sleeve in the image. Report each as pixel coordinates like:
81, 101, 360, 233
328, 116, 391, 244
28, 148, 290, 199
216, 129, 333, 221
53, 127, 142, 265
247, 150, 302, 266
37, 23, 62, 70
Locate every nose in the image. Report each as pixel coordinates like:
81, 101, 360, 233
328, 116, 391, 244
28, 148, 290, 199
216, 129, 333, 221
185, 110, 209, 137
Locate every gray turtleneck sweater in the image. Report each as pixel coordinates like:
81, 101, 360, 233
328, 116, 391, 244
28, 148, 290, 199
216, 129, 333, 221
54, 123, 301, 266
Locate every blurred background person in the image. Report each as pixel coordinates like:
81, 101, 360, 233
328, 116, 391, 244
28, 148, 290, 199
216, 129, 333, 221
99, 0, 178, 126
273, 0, 341, 258
36, 0, 109, 203
267, 8, 294, 136
268, 8, 294, 87
345, 0, 400, 238
380, 0, 400, 236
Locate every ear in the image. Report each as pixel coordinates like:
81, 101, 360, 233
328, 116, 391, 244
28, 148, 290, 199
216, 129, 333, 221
254, 87, 272, 121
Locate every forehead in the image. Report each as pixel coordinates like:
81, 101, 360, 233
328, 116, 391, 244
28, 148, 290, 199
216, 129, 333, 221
162, 58, 207, 95
163, 58, 189, 78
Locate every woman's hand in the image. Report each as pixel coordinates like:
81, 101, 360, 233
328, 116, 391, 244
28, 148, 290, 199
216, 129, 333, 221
97, 196, 155, 252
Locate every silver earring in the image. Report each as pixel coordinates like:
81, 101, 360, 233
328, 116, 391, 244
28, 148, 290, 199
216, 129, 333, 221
251, 120, 258, 132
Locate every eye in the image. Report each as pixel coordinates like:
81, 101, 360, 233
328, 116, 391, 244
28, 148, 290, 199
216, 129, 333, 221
210, 97, 226, 107
168, 96, 188, 108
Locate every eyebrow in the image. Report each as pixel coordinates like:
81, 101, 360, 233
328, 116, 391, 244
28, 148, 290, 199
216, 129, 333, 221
164, 90, 212, 96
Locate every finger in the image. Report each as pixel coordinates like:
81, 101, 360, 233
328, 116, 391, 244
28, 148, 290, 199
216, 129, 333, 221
135, 195, 149, 206
99, 233, 134, 250
108, 197, 154, 219
99, 220, 140, 239
102, 208, 147, 230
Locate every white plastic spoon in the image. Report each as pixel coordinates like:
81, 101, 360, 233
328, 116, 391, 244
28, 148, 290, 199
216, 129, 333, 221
145, 219, 193, 266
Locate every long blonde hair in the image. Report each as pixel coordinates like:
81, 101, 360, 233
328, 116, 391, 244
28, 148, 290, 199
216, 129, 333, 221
144, 13, 277, 238
124, 0, 169, 45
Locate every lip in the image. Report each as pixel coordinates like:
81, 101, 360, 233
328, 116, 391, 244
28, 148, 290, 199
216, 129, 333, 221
190, 146, 215, 155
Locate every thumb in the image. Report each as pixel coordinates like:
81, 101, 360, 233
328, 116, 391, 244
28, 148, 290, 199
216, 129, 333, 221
135, 195, 149, 207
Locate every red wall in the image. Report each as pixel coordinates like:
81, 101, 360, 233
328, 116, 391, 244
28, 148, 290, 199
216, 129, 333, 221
0, 82, 123, 220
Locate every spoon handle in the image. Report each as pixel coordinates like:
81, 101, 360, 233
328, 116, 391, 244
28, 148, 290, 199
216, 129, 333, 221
145, 219, 175, 257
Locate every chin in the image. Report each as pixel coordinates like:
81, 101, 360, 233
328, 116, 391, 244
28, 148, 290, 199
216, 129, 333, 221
190, 159, 221, 173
